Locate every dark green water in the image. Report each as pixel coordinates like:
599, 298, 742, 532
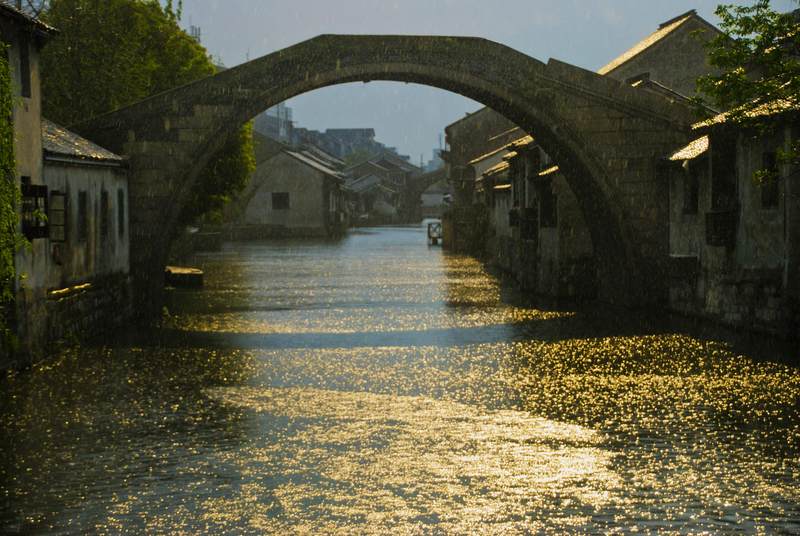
1, 225, 798, 534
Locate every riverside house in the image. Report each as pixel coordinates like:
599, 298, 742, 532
2, 4, 131, 365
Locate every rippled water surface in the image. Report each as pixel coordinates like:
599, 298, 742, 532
2, 226, 799, 534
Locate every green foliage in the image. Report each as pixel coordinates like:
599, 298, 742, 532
182, 121, 256, 225
696, 1, 800, 171
697, 1, 799, 113
41, 0, 213, 126
0, 42, 21, 349
40, 0, 253, 223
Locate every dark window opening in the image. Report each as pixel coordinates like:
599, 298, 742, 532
272, 192, 290, 210
520, 205, 538, 240
512, 165, 523, 208
20, 178, 48, 240
49, 191, 67, 243
682, 166, 699, 214
710, 135, 737, 210
19, 38, 31, 98
118, 189, 125, 237
100, 190, 109, 240
706, 208, 738, 247
77, 191, 88, 242
539, 180, 558, 228
761, 151, 779, 209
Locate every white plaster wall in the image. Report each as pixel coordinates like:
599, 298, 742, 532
242, 152, 325, 229
16, 163, 130, 291
734, 129, 787, 270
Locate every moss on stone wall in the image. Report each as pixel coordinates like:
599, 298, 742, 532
0, 41, 20, 349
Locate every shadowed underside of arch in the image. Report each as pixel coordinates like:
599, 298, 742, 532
74, 34, 695, 311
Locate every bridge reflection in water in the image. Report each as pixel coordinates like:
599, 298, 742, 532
1, 226, 798, 534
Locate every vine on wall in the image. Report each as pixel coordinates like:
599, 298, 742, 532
0, 41, 20, 350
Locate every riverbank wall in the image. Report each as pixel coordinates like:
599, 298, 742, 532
3, 273, 133, 369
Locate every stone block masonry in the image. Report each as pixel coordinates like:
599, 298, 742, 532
6, 273, 134, 368
72, 34, 696, 312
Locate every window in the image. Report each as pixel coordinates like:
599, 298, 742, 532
711, 134, 737, 210
520, 206, 538, 240
20, 178, 48, 240
18, 38, 31, 98
761, 151, 779, 209
539, 180, 558, 228
272, 192, 290, 210
49, 191, 67, 243
682, 166, 699, 215
117, 189, 125, 237
77, 191, 88, 242
100, 190, 110, 240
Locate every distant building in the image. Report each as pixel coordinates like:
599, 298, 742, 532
292, 126, 412, 163
420, 170, 450, 219
229, 133, 348, 238
1, 4, 131, 363
598, 9, 723, 99
343, 150, 423, 223
443, 107, 519, 210
188, 25, 201, 43
424, 148, 445, 173
254, 103, 293, 144
347, 174, 399, 224
472, 134, 595, 297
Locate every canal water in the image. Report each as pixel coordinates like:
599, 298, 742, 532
1, 225, 799, 534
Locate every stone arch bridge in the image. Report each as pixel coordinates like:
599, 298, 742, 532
74, 34, 695, 311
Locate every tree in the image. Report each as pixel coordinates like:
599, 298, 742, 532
183, 121, 256, 225
696, 1, 800, 169
40, 0, 253, 223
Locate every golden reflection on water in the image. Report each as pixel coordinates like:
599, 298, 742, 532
193, 387, 618, 534
164, 306, 570, 335
1, 228, 799, 533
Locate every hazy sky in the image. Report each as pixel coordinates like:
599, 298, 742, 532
179, 0, 796, 162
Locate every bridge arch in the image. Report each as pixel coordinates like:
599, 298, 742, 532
75, 35, 694, 311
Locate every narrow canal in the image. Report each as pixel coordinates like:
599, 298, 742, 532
2, 225, 799, 534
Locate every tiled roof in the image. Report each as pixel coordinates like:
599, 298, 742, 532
302, 145, 345, 168
488, 126, 522, 142
469, 134, 534, 166
509, 135, 534, 149
0, 2, 57, 35
374, 151, 421, 173
598, 11, 696, 76
668, 135, 709, 161
538, 165, 560, 177
692, 97, 799, 130
42, 119, 124, 163
284, 150, 344, 181
345, 160, 390, 174
484, 160, 509, 177
469, 144, 508, 165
